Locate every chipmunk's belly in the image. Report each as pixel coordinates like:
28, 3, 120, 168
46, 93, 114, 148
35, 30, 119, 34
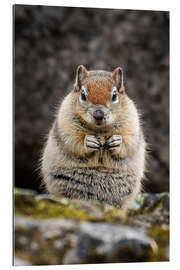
50, 167, 136, 207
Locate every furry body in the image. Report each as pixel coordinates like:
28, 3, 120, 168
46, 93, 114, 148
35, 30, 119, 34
41, 66, 146, 209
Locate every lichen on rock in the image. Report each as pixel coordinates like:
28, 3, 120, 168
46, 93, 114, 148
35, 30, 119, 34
14, 188, 169, 265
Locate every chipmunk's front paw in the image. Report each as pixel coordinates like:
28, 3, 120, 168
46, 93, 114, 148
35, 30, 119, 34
106, 135, 122, 152
84, 135, 101, 152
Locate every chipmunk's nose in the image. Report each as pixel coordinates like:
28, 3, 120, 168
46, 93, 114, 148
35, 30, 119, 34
93, 110, 104, 121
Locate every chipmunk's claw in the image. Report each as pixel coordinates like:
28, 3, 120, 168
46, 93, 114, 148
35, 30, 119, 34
105, 135, 122, 151
85, 135, 101, 152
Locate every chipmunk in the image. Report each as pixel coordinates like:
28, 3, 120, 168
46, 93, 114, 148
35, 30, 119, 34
41, 65, 146, 210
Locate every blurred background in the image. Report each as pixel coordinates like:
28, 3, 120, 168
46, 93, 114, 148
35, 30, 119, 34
14, 5, 169, 193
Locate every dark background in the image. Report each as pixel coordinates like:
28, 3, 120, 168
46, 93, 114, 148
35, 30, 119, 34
14, 5, 169, 193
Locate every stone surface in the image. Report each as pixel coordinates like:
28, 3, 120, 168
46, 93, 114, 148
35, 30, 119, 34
14, 5, 169, 193
14, 188, 169, 265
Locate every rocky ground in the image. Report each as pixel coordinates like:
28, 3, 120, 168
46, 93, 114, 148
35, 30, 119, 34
14, 188, 169, 265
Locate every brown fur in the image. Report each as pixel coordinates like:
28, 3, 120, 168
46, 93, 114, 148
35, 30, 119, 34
86, 79, 113, 105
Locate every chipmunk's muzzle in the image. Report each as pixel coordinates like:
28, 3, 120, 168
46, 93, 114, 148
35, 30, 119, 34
93, 109, 105, 125
86, 105, 113, 127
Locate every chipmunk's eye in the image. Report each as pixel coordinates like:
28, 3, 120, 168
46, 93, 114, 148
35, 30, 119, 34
111, 88, 118, 103
80, 89, 87, 102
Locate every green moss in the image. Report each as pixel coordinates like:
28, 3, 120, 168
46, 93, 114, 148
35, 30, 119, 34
14, 188, 37, 195
146, 225, 169, 262
103, 209, 127, 223
14, 193, 129, 223
15, 194, 91, 221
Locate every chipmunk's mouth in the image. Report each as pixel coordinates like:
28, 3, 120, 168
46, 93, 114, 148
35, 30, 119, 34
94, 119, 106, 126
92, 116, 113, 128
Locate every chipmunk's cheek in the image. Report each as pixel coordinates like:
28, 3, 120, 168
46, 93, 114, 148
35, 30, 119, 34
105, 112, 113, 125
84, 111, 93, 124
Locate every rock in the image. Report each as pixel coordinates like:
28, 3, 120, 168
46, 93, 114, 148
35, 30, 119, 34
15, 217, 78, 265
14, 5, 169, 193
63, 223, 157, 264
128, 193, 169, 227
15, 217, 156, 265
14, 188, 169, 264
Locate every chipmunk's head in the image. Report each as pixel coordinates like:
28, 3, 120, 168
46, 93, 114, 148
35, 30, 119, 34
73, 65, 125, 128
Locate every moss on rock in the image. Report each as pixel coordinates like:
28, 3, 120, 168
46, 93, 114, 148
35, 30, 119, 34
14, 188, 169, 264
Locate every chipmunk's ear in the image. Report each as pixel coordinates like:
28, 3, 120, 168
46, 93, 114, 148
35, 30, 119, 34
112, 67, 125, 93
74, 65, 88, 92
